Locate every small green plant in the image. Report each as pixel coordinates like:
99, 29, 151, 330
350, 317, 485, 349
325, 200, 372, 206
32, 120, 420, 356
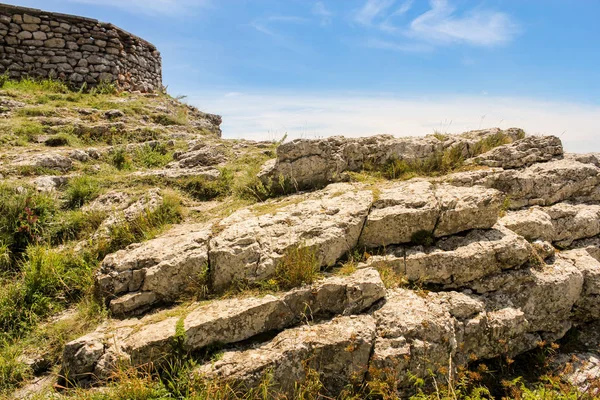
90, 80, 118, 95
94, 192, 183, 260
377, 264, 409, 289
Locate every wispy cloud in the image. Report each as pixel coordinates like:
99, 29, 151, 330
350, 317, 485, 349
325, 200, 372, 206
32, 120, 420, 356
355, 0, 395, 26
312, 2, 333, 26
65, 0, 210, 16
355, 0, 519, 51
409, 0, 518, 46
363, 38, 432, 53
249, 16, 312, 55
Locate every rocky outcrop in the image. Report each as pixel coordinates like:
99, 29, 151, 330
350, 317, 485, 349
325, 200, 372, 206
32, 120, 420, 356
258, 128, 524, 191
57, 130, 600, 396
209, 183, 373, 291
61, 269, 385, 384
359, 181, 502, 248
466, 135, 563, 169
14, 153, 72, 171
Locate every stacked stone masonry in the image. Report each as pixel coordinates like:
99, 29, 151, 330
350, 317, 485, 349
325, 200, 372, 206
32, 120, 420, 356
0, 3, 161, 91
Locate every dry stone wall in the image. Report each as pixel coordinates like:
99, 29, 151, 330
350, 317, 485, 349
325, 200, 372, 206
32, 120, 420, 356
0, 3, 161, 92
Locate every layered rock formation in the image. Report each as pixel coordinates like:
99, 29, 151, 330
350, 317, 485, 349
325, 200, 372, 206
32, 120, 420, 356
60, 131, 600, 396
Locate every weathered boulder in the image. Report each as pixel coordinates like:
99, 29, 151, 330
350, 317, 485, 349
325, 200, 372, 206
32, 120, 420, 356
466, 135, 563, 169
96, 223, 212, 315
473, 259, 584, 340
572, 236, 600, 262
195, 315, 376, 396
559, 250, 600, 322
14, 152, 72, 171
259, 128, 524, 191
82, 190, 131, 213
169, 144, 226, 168
62, 269, 385, 383
361, 225, 532, 287
209, 183, 373, 291
500, 203, 600, 247
359, 181, 502, 248
370, 289, 536, 393
33, 175, 68, 192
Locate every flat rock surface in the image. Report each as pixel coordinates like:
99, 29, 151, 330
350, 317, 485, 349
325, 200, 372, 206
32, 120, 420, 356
359, 181, 501, 248
209, 183, 373, 291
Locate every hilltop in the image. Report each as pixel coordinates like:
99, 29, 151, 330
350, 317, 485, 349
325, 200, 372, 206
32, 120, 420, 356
0, 79, 599, 399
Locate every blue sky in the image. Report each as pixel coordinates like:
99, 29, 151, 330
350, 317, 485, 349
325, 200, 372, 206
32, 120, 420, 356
6, 0, 600, 151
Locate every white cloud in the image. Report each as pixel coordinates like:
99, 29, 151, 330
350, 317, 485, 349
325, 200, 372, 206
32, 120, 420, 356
355, 0, 519, 50
65, 0, 210, 15
410, 0, 518, 46
355, 0, 395, 26
362, 38, 432, 53
188, 91, 600, 153
312, 2, 333, 26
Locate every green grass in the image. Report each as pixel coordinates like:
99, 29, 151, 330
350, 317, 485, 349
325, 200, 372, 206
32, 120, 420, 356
133, 143, 173, 169
0, 76, 70, 94
0, 246, 95, 341
0, 183, 58, 268
109, 147, 132, 170
64, 176, 101, 209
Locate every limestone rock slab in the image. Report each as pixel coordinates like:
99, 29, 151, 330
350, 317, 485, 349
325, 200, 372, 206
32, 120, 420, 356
359, 181, 501, 248
209, 183, 373, 291
195, 315, 376, 396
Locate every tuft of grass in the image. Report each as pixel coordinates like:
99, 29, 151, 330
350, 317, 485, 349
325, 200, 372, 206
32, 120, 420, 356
275, 245, 321, 290
0, 183, 57, 268
377, 264, 409, 289
471, 132, 514, 155
64, 176, 101, 209
0, 339, 31, 394
0, 76, 69, 94
175, 168, 234, 201
151, 111, 187, 126
133, 143, 173, 169
50, 209, 106, 245
109, 147, 132, 170
12, 120, 44, 142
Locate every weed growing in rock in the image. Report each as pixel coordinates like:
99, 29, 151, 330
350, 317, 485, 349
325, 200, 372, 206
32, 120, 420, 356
275, 245, 321, 290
